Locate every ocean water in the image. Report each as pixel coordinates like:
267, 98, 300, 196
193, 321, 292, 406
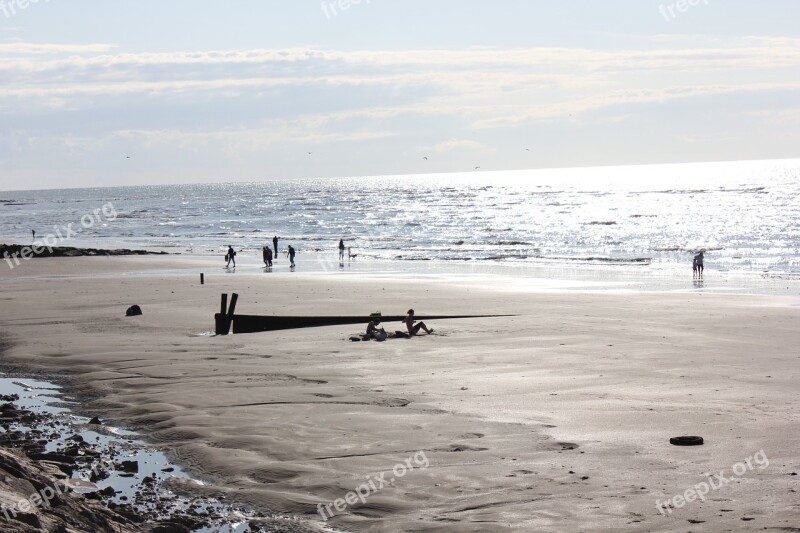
1, 159, 799, 277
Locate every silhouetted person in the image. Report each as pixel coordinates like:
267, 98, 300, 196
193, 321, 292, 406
339, 239, 345, 261
288, 245, 296, 267
694, 252, 704, 278
403, 309, 433, 336
366, 316, 387, 341
265, 246, 273, 266
273, 236, 279, 258
31, 229, 35, 242
225, 245, 236, 268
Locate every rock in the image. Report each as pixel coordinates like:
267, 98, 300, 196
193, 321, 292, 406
88, 416, 102, 425
118, 460, 139, 473
27, 452, 76, 465
13, 512, 42, 528
151, 523, 191, 533
63, 445, 82, 457
90, 467, 110, 482
126, 305, 143, 317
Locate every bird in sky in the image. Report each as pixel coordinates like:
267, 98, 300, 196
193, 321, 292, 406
423, 156, 428, 160
474, 166, 481, 170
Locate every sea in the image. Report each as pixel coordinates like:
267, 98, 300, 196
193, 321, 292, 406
1, 159, 799, 291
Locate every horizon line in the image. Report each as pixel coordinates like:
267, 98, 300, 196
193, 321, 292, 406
1, 157, 798, 193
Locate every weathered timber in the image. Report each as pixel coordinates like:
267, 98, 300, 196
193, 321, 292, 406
225, 313, 512, 334
213, 293, 513, 335
214, 292, 240, 335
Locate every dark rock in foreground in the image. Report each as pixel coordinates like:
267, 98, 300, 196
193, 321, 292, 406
0, 448, 141, 532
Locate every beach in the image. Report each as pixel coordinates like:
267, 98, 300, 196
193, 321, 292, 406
0, 255, 798, 531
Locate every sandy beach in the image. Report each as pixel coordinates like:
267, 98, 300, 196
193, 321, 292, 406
1, 255, 798, 532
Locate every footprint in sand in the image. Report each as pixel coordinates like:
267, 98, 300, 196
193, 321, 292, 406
374, 398, 411, 408
438, 444, 489, 452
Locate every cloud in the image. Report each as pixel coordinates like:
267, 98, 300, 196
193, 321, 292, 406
470, 82, 800, 129
432, 139, 496, 154
3, 38, 799, 80
0, 42, 114, 54
2, 36, 798, 184
2, 38, 796, 126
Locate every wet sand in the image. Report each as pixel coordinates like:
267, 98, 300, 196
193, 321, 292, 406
1, 256, 798, 531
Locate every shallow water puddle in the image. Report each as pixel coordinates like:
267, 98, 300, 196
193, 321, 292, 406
0, 375, 253, 532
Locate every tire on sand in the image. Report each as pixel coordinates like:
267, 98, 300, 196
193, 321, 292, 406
670, 436, 704, 446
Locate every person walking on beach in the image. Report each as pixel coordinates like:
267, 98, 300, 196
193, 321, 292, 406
225, 245, 236, 268
694, 251, 704, 278
265, 245, 273, 267
31, 229, 35, 242
339, 239, 346, 261
403, 309, 433, 336
288, 245, 296, 267
273, 236, 279, 259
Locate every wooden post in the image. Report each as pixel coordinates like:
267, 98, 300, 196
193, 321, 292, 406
200, 273, 204, 285
228, 293, 239, 317
215, 293, 230, 335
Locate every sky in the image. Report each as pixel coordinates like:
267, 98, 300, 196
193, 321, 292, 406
0, 0, 798, 190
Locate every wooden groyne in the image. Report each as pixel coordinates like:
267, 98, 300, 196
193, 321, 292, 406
214, 293, 513, 335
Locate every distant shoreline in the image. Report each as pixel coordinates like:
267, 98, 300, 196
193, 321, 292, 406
1, 247, 798, 297
1, 243, 171, 260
